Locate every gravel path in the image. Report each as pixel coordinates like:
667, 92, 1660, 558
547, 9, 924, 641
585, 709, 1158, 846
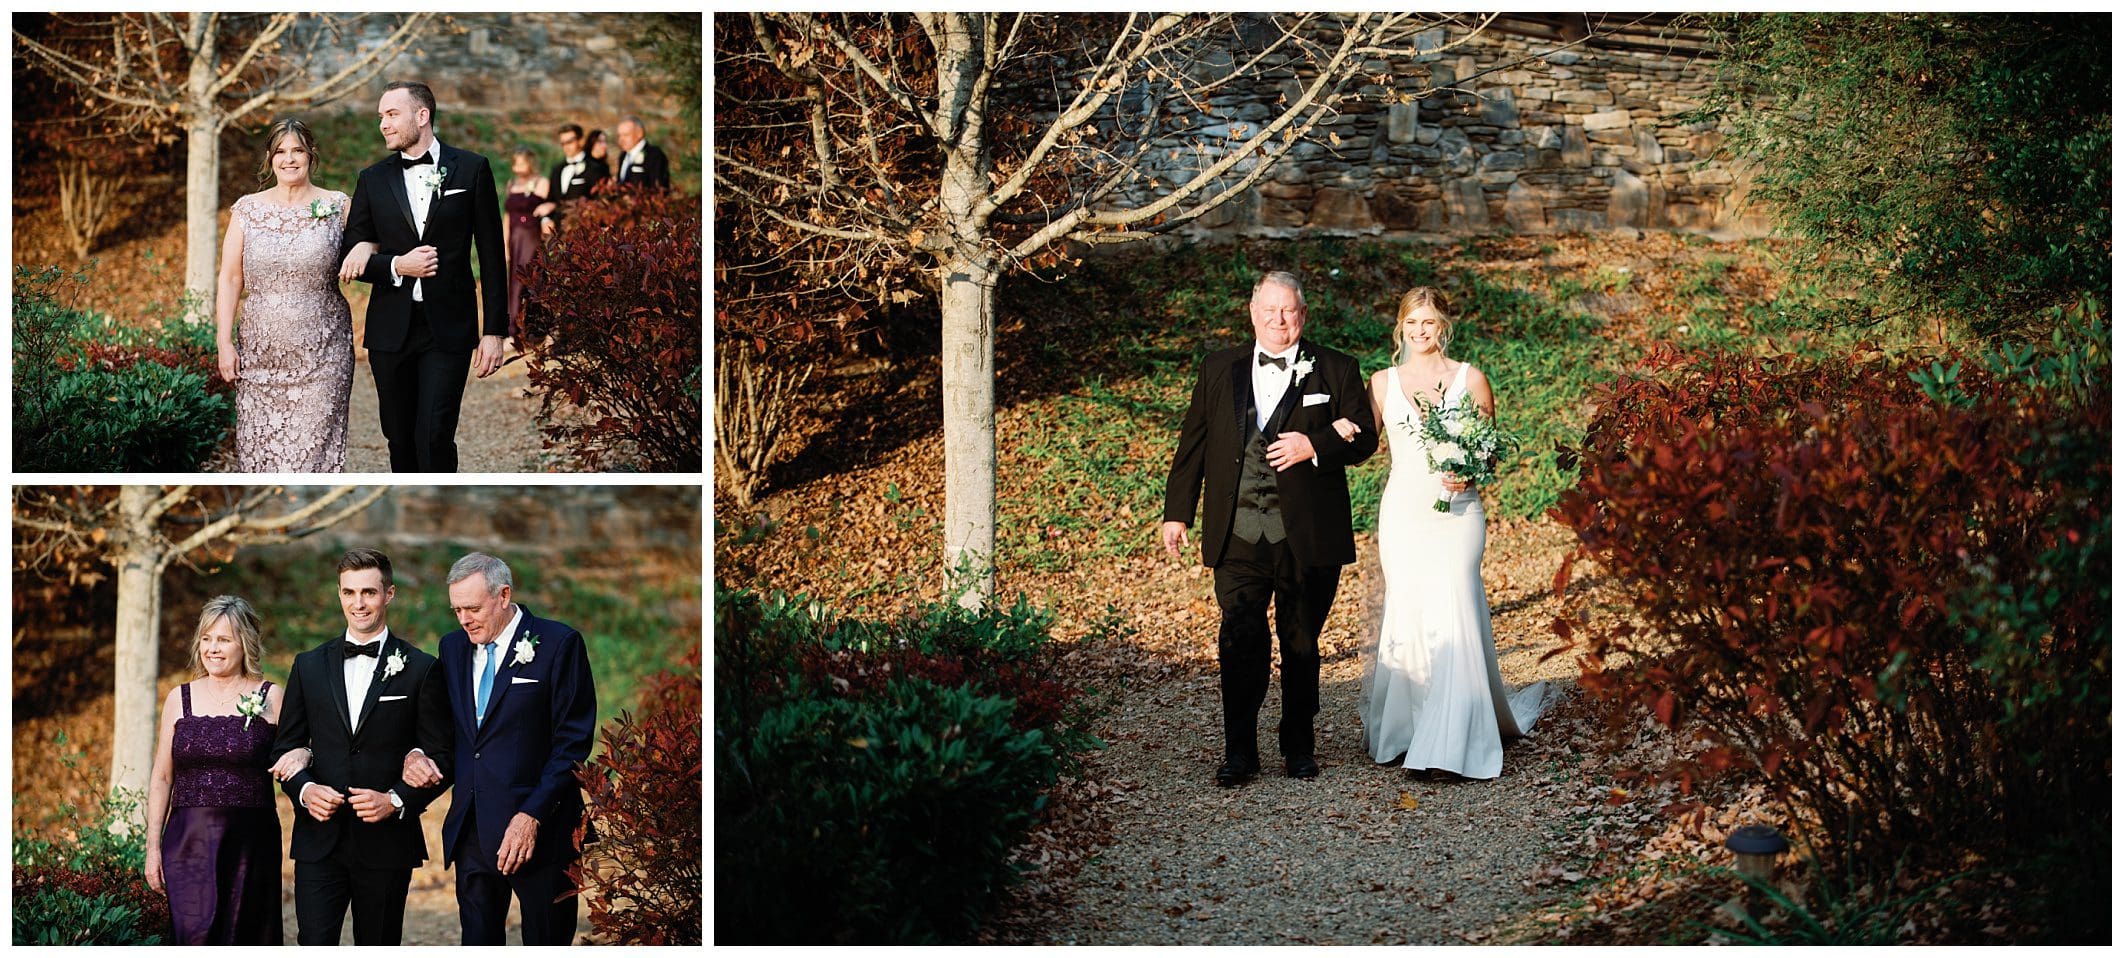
344, 349, 552, 473
1031, 523, 1589, 945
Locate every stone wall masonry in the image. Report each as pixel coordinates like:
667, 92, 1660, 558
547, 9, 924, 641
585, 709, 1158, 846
1110, 21, 1772, 241
295, 14, 680, 125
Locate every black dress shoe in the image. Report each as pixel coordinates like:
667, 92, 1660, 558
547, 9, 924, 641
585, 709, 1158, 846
1285, 756, 1319, 779
1214, 759, 1259, 788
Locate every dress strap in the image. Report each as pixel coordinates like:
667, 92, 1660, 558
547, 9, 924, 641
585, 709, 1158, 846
1452, 361, 1471, 393
180, 682, 192, 718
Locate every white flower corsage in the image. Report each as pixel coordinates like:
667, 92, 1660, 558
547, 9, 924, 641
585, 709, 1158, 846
383, 650, 407, 681
1287, 352, 1316, 380
512, 633, 539, 667
420, 165, 450, 195
236, 688, 268, 731
305, 198, 338, 219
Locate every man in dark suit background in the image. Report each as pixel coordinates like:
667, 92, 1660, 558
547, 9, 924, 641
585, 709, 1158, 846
1161, 271, 1379, 787
403, 552, 596, 945
337, 80, 509, 473
612, 115, 670, 191
270, 548, 453, 945
541, 122, 608, 236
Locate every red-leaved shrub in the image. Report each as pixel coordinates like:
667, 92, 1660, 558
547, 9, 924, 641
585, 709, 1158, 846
520, 184, 700, 471
573, 645, 702, 946
1550, 343, 2108, 871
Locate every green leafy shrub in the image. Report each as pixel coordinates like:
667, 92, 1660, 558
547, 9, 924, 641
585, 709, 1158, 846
714, 585, 1102, 943
719, 675, 1058, 944
14, 266, 233, 472
1550, 311, 2108, 909
13, 789, 169, 945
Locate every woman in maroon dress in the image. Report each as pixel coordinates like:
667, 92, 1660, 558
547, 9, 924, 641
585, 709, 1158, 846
502, 146, 553, 342
144, 596, 307, 944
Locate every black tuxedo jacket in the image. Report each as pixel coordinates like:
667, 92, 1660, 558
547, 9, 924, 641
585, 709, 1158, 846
341, 142, 509, 352
270, 633, 454, 869
1163, 339, 1379, 568
546, 155, 609, 211
615, 143, 671, 191
436, 606, 596, 868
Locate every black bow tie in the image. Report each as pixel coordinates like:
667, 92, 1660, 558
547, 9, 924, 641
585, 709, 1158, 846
1257, 353, 1289, 370
344, 641, 382, 659
398, 152, 434, 170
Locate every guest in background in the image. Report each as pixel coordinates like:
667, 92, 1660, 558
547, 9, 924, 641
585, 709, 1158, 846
613, 116, 670, 192
503, 146, 550, 342
542, 123, 606, 238
584, 129, 613, 179
146, 596, 303, 944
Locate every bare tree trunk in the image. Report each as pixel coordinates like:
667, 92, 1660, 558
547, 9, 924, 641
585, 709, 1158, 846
184, 42, 221, 323
934, 14, 999, 609
938, 259, 998, 608
109, 487, 163, 803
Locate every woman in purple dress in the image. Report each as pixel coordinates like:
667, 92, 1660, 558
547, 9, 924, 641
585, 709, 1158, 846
144, 596, 308, 944
502, 145, 553, 342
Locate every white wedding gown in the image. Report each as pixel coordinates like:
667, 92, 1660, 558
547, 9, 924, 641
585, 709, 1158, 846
1359, 362, 1554, 779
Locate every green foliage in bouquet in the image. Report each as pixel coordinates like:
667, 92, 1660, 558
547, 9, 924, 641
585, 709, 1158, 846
14, 266, 233, 471
715, 584, 1105, 943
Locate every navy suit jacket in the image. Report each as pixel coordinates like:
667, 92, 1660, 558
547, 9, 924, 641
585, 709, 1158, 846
437, 605, 596, 867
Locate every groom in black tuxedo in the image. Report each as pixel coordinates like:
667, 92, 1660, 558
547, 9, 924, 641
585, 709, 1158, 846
1162, 271, 1378, 786
339, 80, 509, 472
270, 548, 453, 944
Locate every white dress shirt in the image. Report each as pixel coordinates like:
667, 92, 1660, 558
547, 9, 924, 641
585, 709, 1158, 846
1251, 344, 1301, 431
299, 629, 397, 812
389, 138, 446, 302
472, 604, 527, 724
559, 151, 586, 195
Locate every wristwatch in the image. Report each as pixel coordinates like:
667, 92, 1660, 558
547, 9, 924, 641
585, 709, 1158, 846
387, 790, 404, 818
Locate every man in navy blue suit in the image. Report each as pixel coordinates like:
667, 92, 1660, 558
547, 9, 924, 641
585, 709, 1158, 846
403, 552, 596, 945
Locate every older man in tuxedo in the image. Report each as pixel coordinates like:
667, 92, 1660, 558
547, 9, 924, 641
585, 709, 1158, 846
613, 116, 670, 192
404, 552, 596, 945
1161, 271, 1378, 787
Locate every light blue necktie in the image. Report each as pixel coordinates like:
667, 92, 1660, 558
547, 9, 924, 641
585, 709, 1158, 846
475, 643, 498, 725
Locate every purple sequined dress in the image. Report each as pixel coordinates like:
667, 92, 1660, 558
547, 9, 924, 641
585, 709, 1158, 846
161, 681, 284, 945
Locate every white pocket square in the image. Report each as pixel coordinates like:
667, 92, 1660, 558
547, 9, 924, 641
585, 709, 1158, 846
510, 676, 539, 685
443, 188, 467, 196
1302, 393, 1331, 407
378, 695, 408, 702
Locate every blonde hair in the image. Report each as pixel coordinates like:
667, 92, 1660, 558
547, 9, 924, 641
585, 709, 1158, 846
259, 117, 319, 185
1391, 286, 1455, 363
190, 595, 265, 680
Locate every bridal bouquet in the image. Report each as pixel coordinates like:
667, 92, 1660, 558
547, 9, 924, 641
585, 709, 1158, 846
1405, 394, 1517, 511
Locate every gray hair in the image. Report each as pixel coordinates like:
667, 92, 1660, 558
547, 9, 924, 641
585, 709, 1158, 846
192, 595, 265, 679
1252, 270, 1306, 306
447, 552, 514, 596
620, 115, 647, 135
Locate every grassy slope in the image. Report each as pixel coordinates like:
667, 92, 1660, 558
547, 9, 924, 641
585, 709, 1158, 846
719, 232, 1888, 621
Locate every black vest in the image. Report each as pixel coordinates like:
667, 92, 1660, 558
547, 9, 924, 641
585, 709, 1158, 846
1231, 387, 1286, 545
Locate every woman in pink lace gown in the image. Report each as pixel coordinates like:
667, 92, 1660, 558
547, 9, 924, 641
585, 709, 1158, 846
214, 117, 355, 472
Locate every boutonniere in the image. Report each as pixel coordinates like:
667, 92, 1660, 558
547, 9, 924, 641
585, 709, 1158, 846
1288, 351, 1316, 380
236, 688, 268, 731
305, 198, 339, 219
383, 650, 408, 681
512, 633, 540, 667
420, 165, 450, 195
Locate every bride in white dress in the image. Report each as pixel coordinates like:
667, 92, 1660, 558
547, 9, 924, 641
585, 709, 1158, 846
1350, 287, 1553, 779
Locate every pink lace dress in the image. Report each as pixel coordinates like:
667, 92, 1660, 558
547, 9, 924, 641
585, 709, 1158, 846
231, 191, 354, 472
